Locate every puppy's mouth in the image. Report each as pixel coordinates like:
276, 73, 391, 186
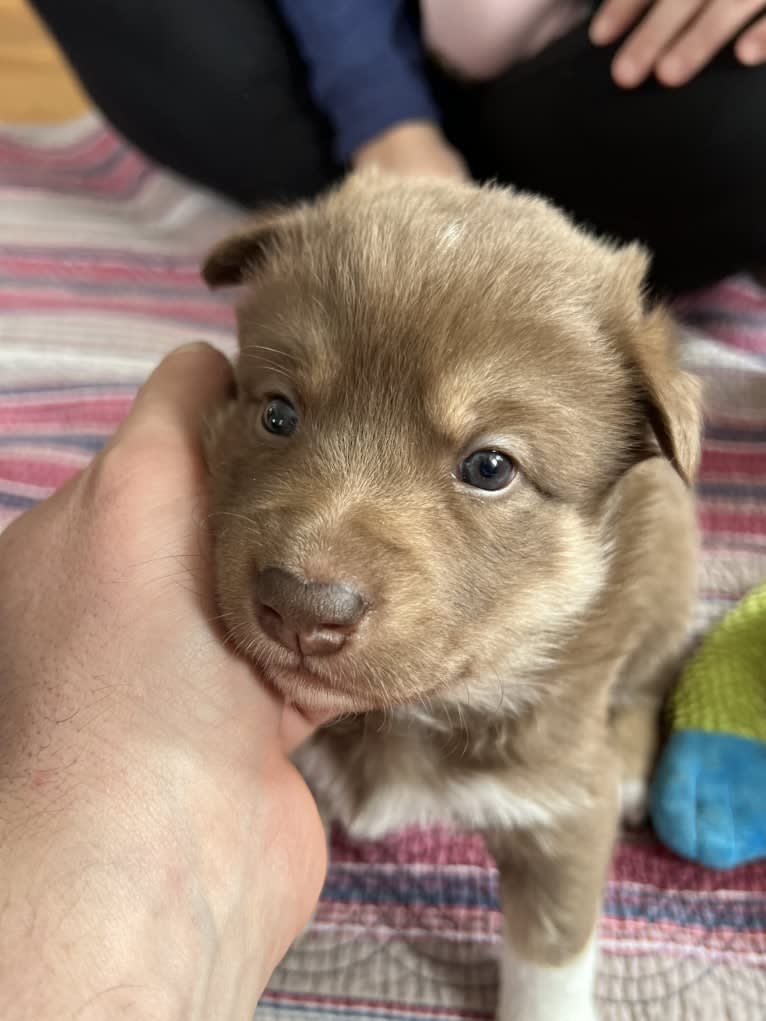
241, 619, 387, 714
230, 602, 469, 717
257, 658, 370, 716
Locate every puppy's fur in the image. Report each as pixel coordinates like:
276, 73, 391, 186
202, 172, 701, 1021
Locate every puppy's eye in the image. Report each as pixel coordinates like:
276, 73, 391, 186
459, 449, 516, 491
262, 397, 298, 437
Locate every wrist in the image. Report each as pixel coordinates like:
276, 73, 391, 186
352, 120, 469, 180
0, 719, 270, 1021
0, 717, 320, 1020
0, 776, 221, 1019
353, 119, 442, 168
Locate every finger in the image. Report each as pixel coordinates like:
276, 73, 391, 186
736, 11, 766, 65
280, 702, 337, 754
281, 704, 321, 754
9, 345, 232, 538
112, 341, 234, 453
590, 0, 652, 46
88, 344, 233, 571
657, 0, 766, 84
610, 0, 704, 87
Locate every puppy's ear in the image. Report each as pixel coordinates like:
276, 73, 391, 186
201, 207, 304, 288
631, 304, 703, 485
608, 245, 703, 485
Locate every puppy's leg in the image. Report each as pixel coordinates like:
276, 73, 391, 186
611, 658, 685, 828
487, 790, 617, 1021
611, 700, 661, 828
498, 930, 598, 1021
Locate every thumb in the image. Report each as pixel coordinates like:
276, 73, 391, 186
113, 342, 234, 457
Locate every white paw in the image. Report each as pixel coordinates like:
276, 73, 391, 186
496, 1003, 597, 1021
620, 777, 649, 828
497, 936, 598, 1021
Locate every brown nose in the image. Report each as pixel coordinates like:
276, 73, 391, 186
254, 567, 367, 657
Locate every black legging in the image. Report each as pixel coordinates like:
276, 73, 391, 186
31, 0, 766, 293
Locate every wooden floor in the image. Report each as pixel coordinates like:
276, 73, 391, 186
0, 0, 88, 121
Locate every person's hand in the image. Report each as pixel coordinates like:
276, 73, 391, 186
0, 343, 327, 1020
590, 0, 766, 87
353, 120, 469, 179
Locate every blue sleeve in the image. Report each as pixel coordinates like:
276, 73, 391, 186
274, 0, 439, 163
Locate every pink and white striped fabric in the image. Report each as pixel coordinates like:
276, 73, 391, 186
1, 115, 765, 1020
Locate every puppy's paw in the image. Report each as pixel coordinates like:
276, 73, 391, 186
497, 937, 599, 1021
619, 777, 649, 829
496, 1003, 598, 1021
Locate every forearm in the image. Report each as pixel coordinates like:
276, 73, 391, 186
275, 0, 438, 160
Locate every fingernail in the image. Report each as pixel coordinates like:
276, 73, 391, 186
613, 57, 640, 87
174, 341, 213, 355
738, 39, 762, 65
657, 55, 686, 86
590, 16, 612, 45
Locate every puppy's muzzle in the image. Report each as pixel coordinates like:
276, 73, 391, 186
254, 567, 368, 657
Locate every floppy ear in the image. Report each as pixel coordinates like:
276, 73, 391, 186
629, 303, 703, 485
629, 300, 706, 483
608, 244, 703, 485
201, 206, 304, 288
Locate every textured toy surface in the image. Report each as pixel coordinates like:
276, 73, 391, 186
651, 581, 766, 868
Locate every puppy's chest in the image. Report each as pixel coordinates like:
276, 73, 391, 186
295, 717, 587, 841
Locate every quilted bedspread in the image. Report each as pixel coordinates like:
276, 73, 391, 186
1, 115, 765, 1020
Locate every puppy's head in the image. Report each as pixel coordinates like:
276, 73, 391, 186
202, 172, 701, 715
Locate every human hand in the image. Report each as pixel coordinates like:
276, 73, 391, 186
353, 119, 469, 179
590, 0, 766, 87
0, 344, 327, 1020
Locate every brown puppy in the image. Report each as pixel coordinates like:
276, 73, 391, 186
202, 172, 701, 1021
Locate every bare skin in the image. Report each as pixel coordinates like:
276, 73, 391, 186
353, 3, 766, 179
0, 343, 327, 1021
353, 119, 468, 180
591, 0, 766, 88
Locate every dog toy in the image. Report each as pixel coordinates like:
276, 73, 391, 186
650, 579, 766, 869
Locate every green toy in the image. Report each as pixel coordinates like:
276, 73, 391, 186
650, 579, 766, 869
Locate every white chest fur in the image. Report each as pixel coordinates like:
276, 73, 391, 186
296, 735, 588, 842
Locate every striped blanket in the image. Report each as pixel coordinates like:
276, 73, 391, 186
1, 115, 765, 1020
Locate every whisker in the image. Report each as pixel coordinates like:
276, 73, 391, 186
249, 343, 299, 363
205, 510, 263, 534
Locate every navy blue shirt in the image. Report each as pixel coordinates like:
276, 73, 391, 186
275, 0, 438, 163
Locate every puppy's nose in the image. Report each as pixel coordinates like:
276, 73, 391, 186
254, 567, 367, 656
